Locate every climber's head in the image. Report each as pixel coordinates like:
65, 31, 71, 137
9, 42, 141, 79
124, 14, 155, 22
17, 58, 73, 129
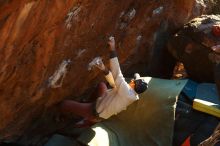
129, 73, 148, 94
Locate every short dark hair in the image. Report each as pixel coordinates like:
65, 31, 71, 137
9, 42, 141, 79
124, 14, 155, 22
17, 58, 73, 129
134, 79, 148, 94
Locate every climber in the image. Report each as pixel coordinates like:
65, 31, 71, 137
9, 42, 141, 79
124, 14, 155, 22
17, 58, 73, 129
59, 36, 148, 126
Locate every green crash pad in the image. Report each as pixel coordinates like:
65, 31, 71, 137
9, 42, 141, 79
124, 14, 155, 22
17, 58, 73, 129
78, 77, 188, 146
44, 134, 77, 146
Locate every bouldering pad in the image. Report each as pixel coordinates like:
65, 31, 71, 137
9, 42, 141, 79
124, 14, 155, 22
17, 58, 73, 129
78, 77, 188, 146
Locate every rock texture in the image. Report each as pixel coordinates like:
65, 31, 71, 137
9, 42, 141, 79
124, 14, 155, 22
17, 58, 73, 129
212, 0, 220, 14
0, 0, 216, 145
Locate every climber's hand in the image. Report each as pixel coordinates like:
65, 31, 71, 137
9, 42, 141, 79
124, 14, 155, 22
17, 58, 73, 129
108, 36, 116, 51
94, 59, 106, 71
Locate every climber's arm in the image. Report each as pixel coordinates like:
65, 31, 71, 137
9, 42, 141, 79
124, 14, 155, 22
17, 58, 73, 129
108, 37, 122, 79
94, 59, 116, 88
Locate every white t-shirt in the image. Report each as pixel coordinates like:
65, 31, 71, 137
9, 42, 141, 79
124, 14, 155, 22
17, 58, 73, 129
96, 57, 139, 119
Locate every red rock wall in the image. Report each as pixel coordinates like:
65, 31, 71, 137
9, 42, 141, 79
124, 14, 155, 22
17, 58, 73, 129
0, 0, 214, 145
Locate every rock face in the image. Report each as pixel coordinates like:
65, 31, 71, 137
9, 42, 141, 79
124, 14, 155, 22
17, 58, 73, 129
168, 15, 220, 93
0, 0, 216, 145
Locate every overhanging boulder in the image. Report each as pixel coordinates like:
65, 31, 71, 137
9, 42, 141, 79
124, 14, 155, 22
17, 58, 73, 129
0, 0, 216, 145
